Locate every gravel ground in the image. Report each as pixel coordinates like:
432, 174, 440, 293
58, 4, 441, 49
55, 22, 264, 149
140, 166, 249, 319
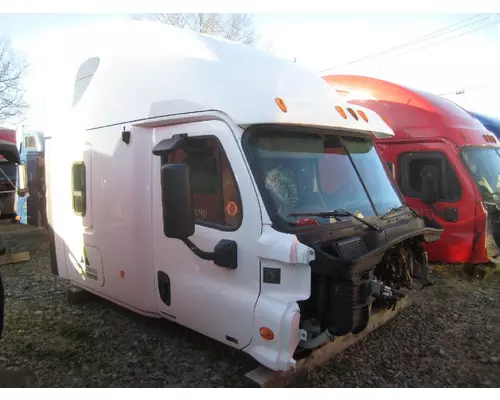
1, 223, 499, 388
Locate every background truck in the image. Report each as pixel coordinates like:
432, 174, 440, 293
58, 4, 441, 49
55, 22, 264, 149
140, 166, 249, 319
323, 74, 500, 266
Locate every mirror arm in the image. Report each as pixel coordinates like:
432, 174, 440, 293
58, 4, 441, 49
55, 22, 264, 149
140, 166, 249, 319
430, 203, 444, 217
182, 238, 216, 261
181, 238, 238, 270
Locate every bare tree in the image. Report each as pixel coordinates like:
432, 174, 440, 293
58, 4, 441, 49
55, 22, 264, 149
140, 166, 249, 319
0, 38, 27, 124
135, 13, 258, 46
259, 36, 276, 55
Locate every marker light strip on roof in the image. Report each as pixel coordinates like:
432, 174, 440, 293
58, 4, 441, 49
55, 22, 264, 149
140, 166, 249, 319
347, 108, 359, 120
275, 97, 288, 113
357, 110, 369, 122
335, 106, 348, 119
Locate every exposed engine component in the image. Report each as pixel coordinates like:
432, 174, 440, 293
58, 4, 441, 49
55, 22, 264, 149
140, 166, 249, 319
298, 325, 335, 349
375, 243, 414, 289
298, 237, 430, 351
374, 238, 432, 290
370, 278, 405, 310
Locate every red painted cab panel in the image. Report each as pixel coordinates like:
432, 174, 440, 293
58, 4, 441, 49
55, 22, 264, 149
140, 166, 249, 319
323, 75, 500, 265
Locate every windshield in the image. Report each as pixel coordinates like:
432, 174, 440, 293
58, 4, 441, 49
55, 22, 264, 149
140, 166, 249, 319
462, 147, 500, 202
245, 129, 403, 226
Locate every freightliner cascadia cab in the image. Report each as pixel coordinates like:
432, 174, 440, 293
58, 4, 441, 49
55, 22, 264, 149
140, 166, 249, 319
43, 21, 441, 372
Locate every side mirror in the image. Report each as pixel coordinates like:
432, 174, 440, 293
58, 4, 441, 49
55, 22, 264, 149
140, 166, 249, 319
160, 163, 195, 239
17, 164, 29, 197
153, 137, 238, 270
420, 166, 438, 204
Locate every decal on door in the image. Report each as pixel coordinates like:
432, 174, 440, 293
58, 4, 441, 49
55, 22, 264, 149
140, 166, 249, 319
85, 267, 98, 281
79, 246, 98, 281
194, 208, 208, 218
225, 201, 238, 217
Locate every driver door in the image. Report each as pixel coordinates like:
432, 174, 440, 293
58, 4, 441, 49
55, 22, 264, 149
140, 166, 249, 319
151, 120, 262, 349
386, 143, 478, 263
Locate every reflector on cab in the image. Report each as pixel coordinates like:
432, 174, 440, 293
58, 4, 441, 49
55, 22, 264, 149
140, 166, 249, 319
357, 109, 369, 122
335, 106, 347, 119
483, 134, 497, 144
275, 97, 288, 113
260, 327, 275, 340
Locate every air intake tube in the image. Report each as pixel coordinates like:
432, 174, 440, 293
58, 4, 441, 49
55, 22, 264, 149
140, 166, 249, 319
298, 329, 335, 349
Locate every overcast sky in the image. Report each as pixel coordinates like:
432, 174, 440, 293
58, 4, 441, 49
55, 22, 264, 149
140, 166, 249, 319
2, 12, 500, 126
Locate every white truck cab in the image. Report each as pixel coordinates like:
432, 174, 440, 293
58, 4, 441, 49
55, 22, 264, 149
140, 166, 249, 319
43, 20, 442, 372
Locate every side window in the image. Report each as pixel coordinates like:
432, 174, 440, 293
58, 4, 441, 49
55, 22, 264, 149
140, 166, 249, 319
398, 152, 461, 202
24, 136, 36, 149
71, 162, 86, 216
169, 137, 242, 229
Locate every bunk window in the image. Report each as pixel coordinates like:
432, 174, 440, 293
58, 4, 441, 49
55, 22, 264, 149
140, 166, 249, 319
169, 137, 243, 230
71, 162, 86, 216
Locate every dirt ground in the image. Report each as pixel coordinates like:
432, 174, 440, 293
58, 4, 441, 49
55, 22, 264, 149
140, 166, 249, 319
1, 223, 499, 387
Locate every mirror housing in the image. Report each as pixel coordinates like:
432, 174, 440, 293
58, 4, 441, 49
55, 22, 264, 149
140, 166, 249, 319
420, 166, 438, 204
160, 163, 195, 239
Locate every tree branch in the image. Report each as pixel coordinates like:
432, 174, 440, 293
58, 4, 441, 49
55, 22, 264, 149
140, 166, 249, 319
0, 37, 28, 124
134, 13, 258, 46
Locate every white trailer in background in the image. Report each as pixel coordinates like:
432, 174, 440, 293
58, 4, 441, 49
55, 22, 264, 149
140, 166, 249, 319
43, 20, 441, 379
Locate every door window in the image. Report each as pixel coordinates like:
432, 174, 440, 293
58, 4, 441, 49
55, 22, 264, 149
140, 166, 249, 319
169, 137, 242, 230
398, 151, 462, 202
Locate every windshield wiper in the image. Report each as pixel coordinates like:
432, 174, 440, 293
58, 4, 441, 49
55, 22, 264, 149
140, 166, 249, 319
288, 209, 380, 231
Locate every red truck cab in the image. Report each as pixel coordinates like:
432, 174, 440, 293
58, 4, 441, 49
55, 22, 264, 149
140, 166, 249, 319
323, 74, 500, 265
